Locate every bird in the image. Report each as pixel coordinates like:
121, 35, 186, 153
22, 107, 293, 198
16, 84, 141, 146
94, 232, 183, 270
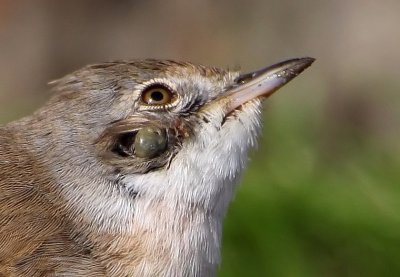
0, 57, 314, 276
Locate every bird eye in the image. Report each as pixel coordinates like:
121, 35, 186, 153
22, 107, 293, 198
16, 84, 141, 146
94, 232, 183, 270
141, 85, 174, 106
134, 127, 167, 158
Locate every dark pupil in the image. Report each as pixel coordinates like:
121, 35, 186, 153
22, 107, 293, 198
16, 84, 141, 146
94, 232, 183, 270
151, 90, 164, 102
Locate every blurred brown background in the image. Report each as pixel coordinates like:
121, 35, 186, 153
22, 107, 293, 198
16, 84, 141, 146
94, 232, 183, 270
1, 0, 399, 132
1, 0, 399, 141
1, 1, 399, 276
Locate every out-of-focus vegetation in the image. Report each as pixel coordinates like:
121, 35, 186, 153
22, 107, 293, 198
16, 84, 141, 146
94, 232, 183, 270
0, 1, 399, 276
221, 99, 400, 276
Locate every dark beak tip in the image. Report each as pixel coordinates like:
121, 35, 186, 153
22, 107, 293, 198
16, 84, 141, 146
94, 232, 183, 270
283, 57, 316, 79
301, 56, 316, 62
299, 57, 316, 67
292, 57, 316, 71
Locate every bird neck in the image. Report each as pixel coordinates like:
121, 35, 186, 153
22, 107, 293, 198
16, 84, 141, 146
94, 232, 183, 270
133, 197, 222, 276
19, 113, 249, 276
79, 195, 223, 276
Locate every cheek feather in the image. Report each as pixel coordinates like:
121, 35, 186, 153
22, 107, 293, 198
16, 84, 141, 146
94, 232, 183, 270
122, 98, 263, 209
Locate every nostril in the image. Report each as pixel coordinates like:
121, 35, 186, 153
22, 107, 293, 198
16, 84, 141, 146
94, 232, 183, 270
234, 73, 254, 84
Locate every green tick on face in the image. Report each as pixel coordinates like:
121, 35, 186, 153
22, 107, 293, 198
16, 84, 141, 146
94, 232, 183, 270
134, 127, 167, 158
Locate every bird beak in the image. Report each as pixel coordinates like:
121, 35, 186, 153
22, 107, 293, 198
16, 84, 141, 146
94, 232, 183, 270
223, 57, 315, 114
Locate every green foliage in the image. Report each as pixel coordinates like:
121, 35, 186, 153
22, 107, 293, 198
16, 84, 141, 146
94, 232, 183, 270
219, 100, 400, 277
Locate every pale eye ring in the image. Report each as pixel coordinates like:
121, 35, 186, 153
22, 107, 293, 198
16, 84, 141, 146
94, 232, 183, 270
141, 84, 174, 106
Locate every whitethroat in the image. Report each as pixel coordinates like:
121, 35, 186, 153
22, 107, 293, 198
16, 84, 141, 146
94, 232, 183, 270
0, 57, 314, 276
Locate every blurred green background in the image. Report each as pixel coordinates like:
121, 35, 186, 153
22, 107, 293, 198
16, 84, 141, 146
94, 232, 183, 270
0, 1, 399, 276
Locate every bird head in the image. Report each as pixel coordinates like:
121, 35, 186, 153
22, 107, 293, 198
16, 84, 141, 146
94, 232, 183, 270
42, 58, 314, 215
